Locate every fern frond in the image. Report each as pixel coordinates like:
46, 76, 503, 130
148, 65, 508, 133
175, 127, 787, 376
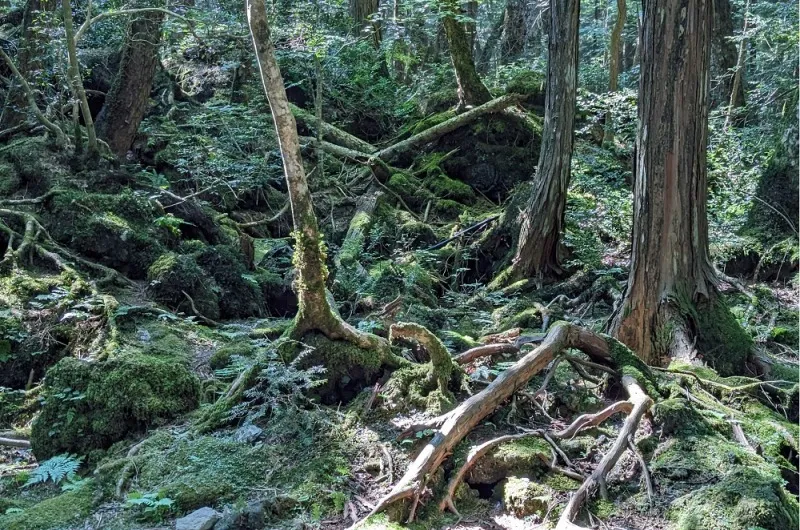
25, 454, 84, 487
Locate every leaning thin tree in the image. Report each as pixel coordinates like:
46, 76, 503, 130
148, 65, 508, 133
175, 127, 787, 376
508, 0, 579, 280
246, 0, 395, 359
611, 0, 751, 375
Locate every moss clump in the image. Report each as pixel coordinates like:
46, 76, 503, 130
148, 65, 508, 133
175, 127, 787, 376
424, 173, 475, 203
505, 69, 545, 102
147, 252, 221, 320
543, 472, 580, 491
0, 483, 95, 530
44, 190, 166, 279
467, 437, 551, 484
669, 467, 799, 530
0, 388, 26, 428
694, 297, 753, 377
31, 352, 200, 460
605, 335, 661, 398
653, 397, 721, 437
0, 161, 20, 195
195, 245, 268, 318
411, 110, 457, 135
387, 173, 433, 209
209, 343, 255, 371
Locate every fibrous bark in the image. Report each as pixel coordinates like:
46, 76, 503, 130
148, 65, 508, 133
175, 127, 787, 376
510, 0, 579, 280
610, 0, 749, 374
499, 0, 526, 61
96, 2, 165, 157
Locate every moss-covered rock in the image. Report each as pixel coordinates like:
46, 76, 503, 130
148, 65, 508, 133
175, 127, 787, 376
669, 467, 799, 530
505, 69, 546, 107
31, 351, 200, 460
147, 251, 221, 320
195, 245, 266, 318
467, 437, 551, 484
501, 476, 551, 518
44, 190, 167, 279
0, 483, 95, 530
0, 161, 20, 196
209, 342, 255, 371
424, 173, 475, 203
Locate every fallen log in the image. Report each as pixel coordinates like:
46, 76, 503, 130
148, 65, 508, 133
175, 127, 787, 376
290, 104, 377, 154
455, 343, 519, 364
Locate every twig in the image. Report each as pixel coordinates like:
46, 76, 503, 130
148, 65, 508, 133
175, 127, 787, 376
181, 290, 219, 326
627, 435, 653, 506
423, 215, 499, 251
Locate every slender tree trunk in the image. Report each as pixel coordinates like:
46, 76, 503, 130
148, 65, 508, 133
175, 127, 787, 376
603, 0, 626, 144
611, 0, 751, 375
0, 0, 56, 128
442, 0, 491, 108
246, 0, 393, 356
96, 5, 165, 157
62, 0, 98, 155
712, 0, 744, 109
478, 7, 505, 72
510, 0, 579, 280
724, 0, 749, 128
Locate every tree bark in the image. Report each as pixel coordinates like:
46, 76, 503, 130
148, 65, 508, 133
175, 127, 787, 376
603, 0, 626, 144
723, 0, 749, 128
442, 0, 491, 108
349, 0, 381, 45
510, 0, 579, 280
96, 4, 165, 157
713, 0, 744, 109
610, 0, 742, 370
499, 0, 525, 61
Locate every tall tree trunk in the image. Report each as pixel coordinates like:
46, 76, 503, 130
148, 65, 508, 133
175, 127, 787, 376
349, 0, 381, 45
611, 0, 751, 375
499, 0, 525, 61
603, 0, 626, 144
246, 0, 392, 356
96, 5, 165, 157
712, 0, 744, 109
62, 0, 98, 155
478, 7, 505, 72
510, 0, 579, 280
0, 0, 56, 128
442, 0, 491, 108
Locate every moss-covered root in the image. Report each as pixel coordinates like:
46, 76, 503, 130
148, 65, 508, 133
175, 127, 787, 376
382, 322, 461, 413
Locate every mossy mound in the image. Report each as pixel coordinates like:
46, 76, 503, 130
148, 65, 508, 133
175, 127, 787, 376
669, 467, 799, 530
209, 342, 255, 371
43, 189, 167, 279
30, 351, 200, 460
0, 137, 66, 196
0, 483, 95, 530
501, 476, 551, 518
147, 251, 221, 319
504, 69, 546, 107
466, 437, 551, 484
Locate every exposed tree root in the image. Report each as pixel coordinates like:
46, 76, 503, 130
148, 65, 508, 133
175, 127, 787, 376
555, 375, 652, 529
352, 322, 614, 525
455, 343, 519, 364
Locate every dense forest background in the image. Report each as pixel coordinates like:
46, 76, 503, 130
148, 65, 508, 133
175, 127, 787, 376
0, 0, 797, 528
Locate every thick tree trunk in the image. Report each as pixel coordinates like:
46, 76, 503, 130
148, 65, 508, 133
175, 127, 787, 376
499, 0, 525, 61
713, 0, 744, 109
603, 0, 626, 144
510, 0, 579, 280
96, 5, 165, 157
611, 0, 750, 376
349, 0, 381, 45
442, 0, 491, 108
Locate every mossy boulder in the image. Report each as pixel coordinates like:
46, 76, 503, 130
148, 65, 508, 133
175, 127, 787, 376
195, 245, 266, 318
147, 251, 221, 320
669, 467, 799, 530
467, 437, 551, 484
505, 69, 546, 107
31, 352, 200, 460
0, 483, 95, 530
44, 190, 167, 278
502, 477, 551, 518
424, 173, 475, 203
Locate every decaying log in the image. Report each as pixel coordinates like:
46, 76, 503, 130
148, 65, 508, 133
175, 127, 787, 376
291, 104, 377, 154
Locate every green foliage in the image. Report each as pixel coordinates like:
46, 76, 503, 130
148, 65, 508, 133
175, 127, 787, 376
124, 491, 175, 522
0, 483, 95, 530
24, 454, 83, 488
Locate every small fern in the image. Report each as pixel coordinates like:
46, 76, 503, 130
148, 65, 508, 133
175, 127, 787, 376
25, 454, 83, 487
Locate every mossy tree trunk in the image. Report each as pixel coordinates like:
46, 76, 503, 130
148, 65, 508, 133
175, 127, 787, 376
510, 0, 579, 280
442, 0, 491, 109
603, 0, 625, 145
610, 0, 751, 375
62, 0, 98, 155
499, 0, 525, 61
96, 3, 165, 157
349, 0, 381, 45
247, 0, 392, 355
